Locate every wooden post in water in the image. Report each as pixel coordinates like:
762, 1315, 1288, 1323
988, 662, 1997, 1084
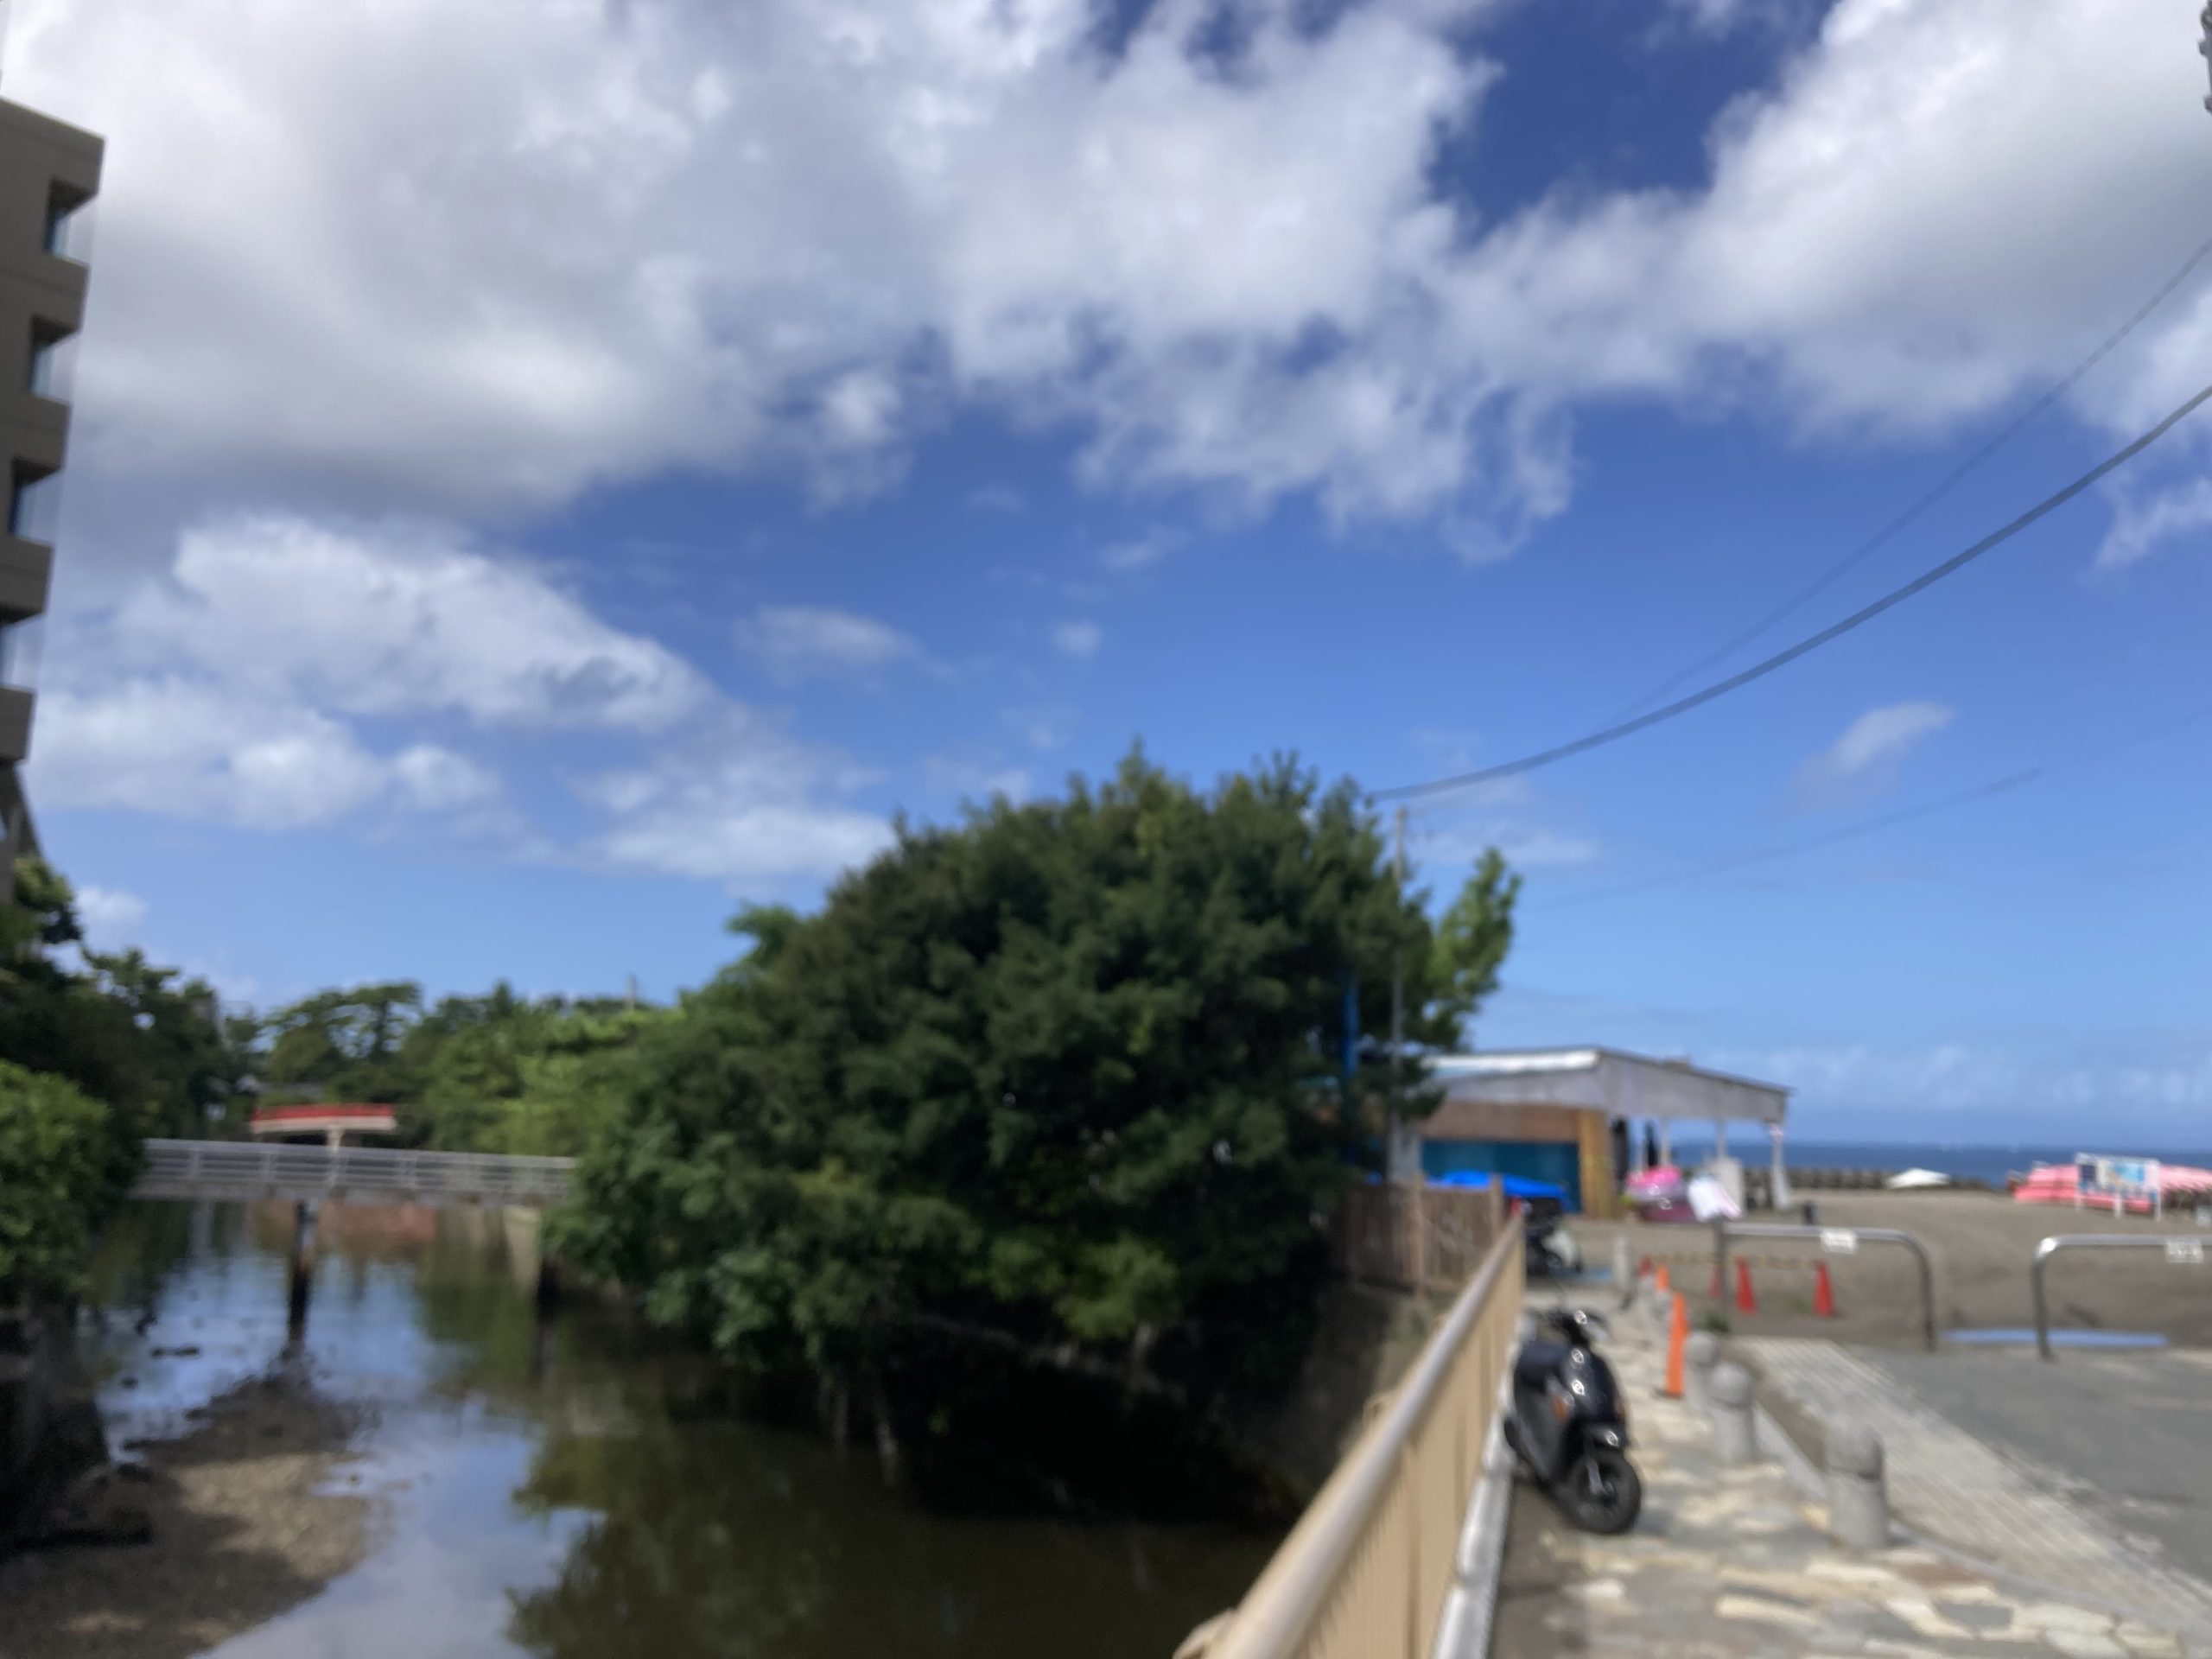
286, 1200, 318, 1340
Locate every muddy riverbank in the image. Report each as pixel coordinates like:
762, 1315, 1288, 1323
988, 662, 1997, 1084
0, 1360, 381, 1659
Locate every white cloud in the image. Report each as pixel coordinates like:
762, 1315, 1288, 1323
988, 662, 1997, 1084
19, 0, 2202, 563
970, 485, 1025, 513
103, 515, 705, 730
921, 751, 1033, 804
1794, 700, 1953, 810
1052, 620, 1103, 660
1099, 529, 1181, 573
391, 745, 504, 813
74, 885, 148, 945
1421, 817, 1600, 874
1662, 0, 1802, 36
1444, 2, 2212, 448
34, 514, 879, 876
577, 711, 892, 883
1408, 739, 1598, 874
2096, 478, 2212, 569
740, 604, 921, 679
34, 677, 486, 830
1004, 707, 1071, 752
16, 0, 1517, 543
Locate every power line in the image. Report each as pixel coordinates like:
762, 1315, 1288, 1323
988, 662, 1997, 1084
1525, 697, 2212, 912
1616, 230, 2212, 717
1534, 772, 2044, 911
1370, 376, 2212, 804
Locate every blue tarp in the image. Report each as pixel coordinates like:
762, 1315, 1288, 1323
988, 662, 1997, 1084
1428, 1170, 1568, 1203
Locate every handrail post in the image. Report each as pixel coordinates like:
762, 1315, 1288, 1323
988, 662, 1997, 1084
1905, 1234, 1936, 1352
2032, 1237, 2057, 1361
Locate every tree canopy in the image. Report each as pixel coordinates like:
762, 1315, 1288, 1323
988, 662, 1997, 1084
553, 753, 1501, 1419
251, 978, 660, 1156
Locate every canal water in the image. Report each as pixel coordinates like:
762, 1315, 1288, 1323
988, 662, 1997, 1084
82, 1202, 1280, 1659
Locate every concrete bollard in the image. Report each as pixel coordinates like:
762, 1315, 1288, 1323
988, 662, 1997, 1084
1684, 1331, 1721, 1419
1709, 1362, 1757, 1466
1614, 1236, 1636, 1309
1825, 1421, 1890, 1548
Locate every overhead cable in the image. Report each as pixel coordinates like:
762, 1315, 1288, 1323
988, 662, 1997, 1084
1370, 377, 2212, 804
1617, 230, 2212, 717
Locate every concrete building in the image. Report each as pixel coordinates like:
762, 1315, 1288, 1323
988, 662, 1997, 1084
0, 91, 101, 886
1420, 1047, 1790, 1219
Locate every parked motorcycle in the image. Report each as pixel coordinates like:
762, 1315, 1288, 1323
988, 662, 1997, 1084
1504, 1306, 1642, 1534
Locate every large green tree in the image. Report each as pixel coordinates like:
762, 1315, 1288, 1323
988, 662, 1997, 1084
555, 753, 1452, 1424
1429, 848, 1521, 1047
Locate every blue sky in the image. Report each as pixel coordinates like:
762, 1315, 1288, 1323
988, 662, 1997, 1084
17, 0, 2212, 1142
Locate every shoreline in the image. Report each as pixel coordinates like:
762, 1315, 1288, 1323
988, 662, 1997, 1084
0, 1357, 384, 1659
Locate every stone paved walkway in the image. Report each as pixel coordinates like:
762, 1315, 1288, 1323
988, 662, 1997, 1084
1494, 1300, 2211, 1659
1742, 1338, 2212, 1634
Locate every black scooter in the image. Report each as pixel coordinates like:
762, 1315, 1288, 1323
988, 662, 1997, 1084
1503, 1306, 1643, 1535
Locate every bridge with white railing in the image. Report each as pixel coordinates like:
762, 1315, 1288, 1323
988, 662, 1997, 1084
133, 1138, 574, 1210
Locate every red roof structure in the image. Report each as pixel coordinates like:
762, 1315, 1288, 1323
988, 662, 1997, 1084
249, 1103, 399, 1140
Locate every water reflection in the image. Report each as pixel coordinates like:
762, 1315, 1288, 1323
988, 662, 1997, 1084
83, 1205, 1277, 1659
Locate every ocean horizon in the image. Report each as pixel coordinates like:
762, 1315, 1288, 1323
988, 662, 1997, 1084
1662, 1138, 2212, 1187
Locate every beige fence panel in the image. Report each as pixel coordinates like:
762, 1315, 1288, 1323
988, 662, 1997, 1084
1336, 1180, 1506, 1294
1199, 1217, 1525, 1659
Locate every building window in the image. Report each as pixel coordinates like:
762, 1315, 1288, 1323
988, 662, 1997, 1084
0, 618, 41, 690
43, 181, 91, 261
28, 319, 73, 400
8, 463, 56, 544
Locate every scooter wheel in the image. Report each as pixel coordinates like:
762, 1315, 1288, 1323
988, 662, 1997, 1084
1560, 1446, 1642, 1535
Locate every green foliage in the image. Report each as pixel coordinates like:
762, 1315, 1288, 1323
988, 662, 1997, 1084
1429, 847, 1521, 1046
257, 981, 425, 1106
247, 978, 653, 1157
556, 751, 1450, 1408
0, 1059, 137, 1296
0, 859, 246, 1141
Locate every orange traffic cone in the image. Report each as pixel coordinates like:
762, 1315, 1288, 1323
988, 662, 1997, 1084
1654, 1262, 1671, 1294
1735, 1259, 1758, 1315
1813, 1261, 1836, 1319
1662, 1294, 1688, 1398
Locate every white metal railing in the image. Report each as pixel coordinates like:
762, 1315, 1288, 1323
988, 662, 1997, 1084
132, 1138, 573, 1209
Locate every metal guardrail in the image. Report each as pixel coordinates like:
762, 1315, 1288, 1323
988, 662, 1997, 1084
1200, 1217, 1524, 1659
2031, 1232, 2208, 1361
133, 1139, 574, 1210
1719, 1222, 1937, 1351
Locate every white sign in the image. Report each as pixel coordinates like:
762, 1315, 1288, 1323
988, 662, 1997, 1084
2166, 1239, 2205, 1267
2080, 1154, 2159, 1195
1821, 1229, 1859, 1255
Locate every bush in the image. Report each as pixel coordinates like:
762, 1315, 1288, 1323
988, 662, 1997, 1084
0, 1060, 137, 1297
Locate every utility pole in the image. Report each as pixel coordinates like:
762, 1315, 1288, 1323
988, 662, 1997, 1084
1388, 805, 1408, 1181
2202, 4, 2212, 111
